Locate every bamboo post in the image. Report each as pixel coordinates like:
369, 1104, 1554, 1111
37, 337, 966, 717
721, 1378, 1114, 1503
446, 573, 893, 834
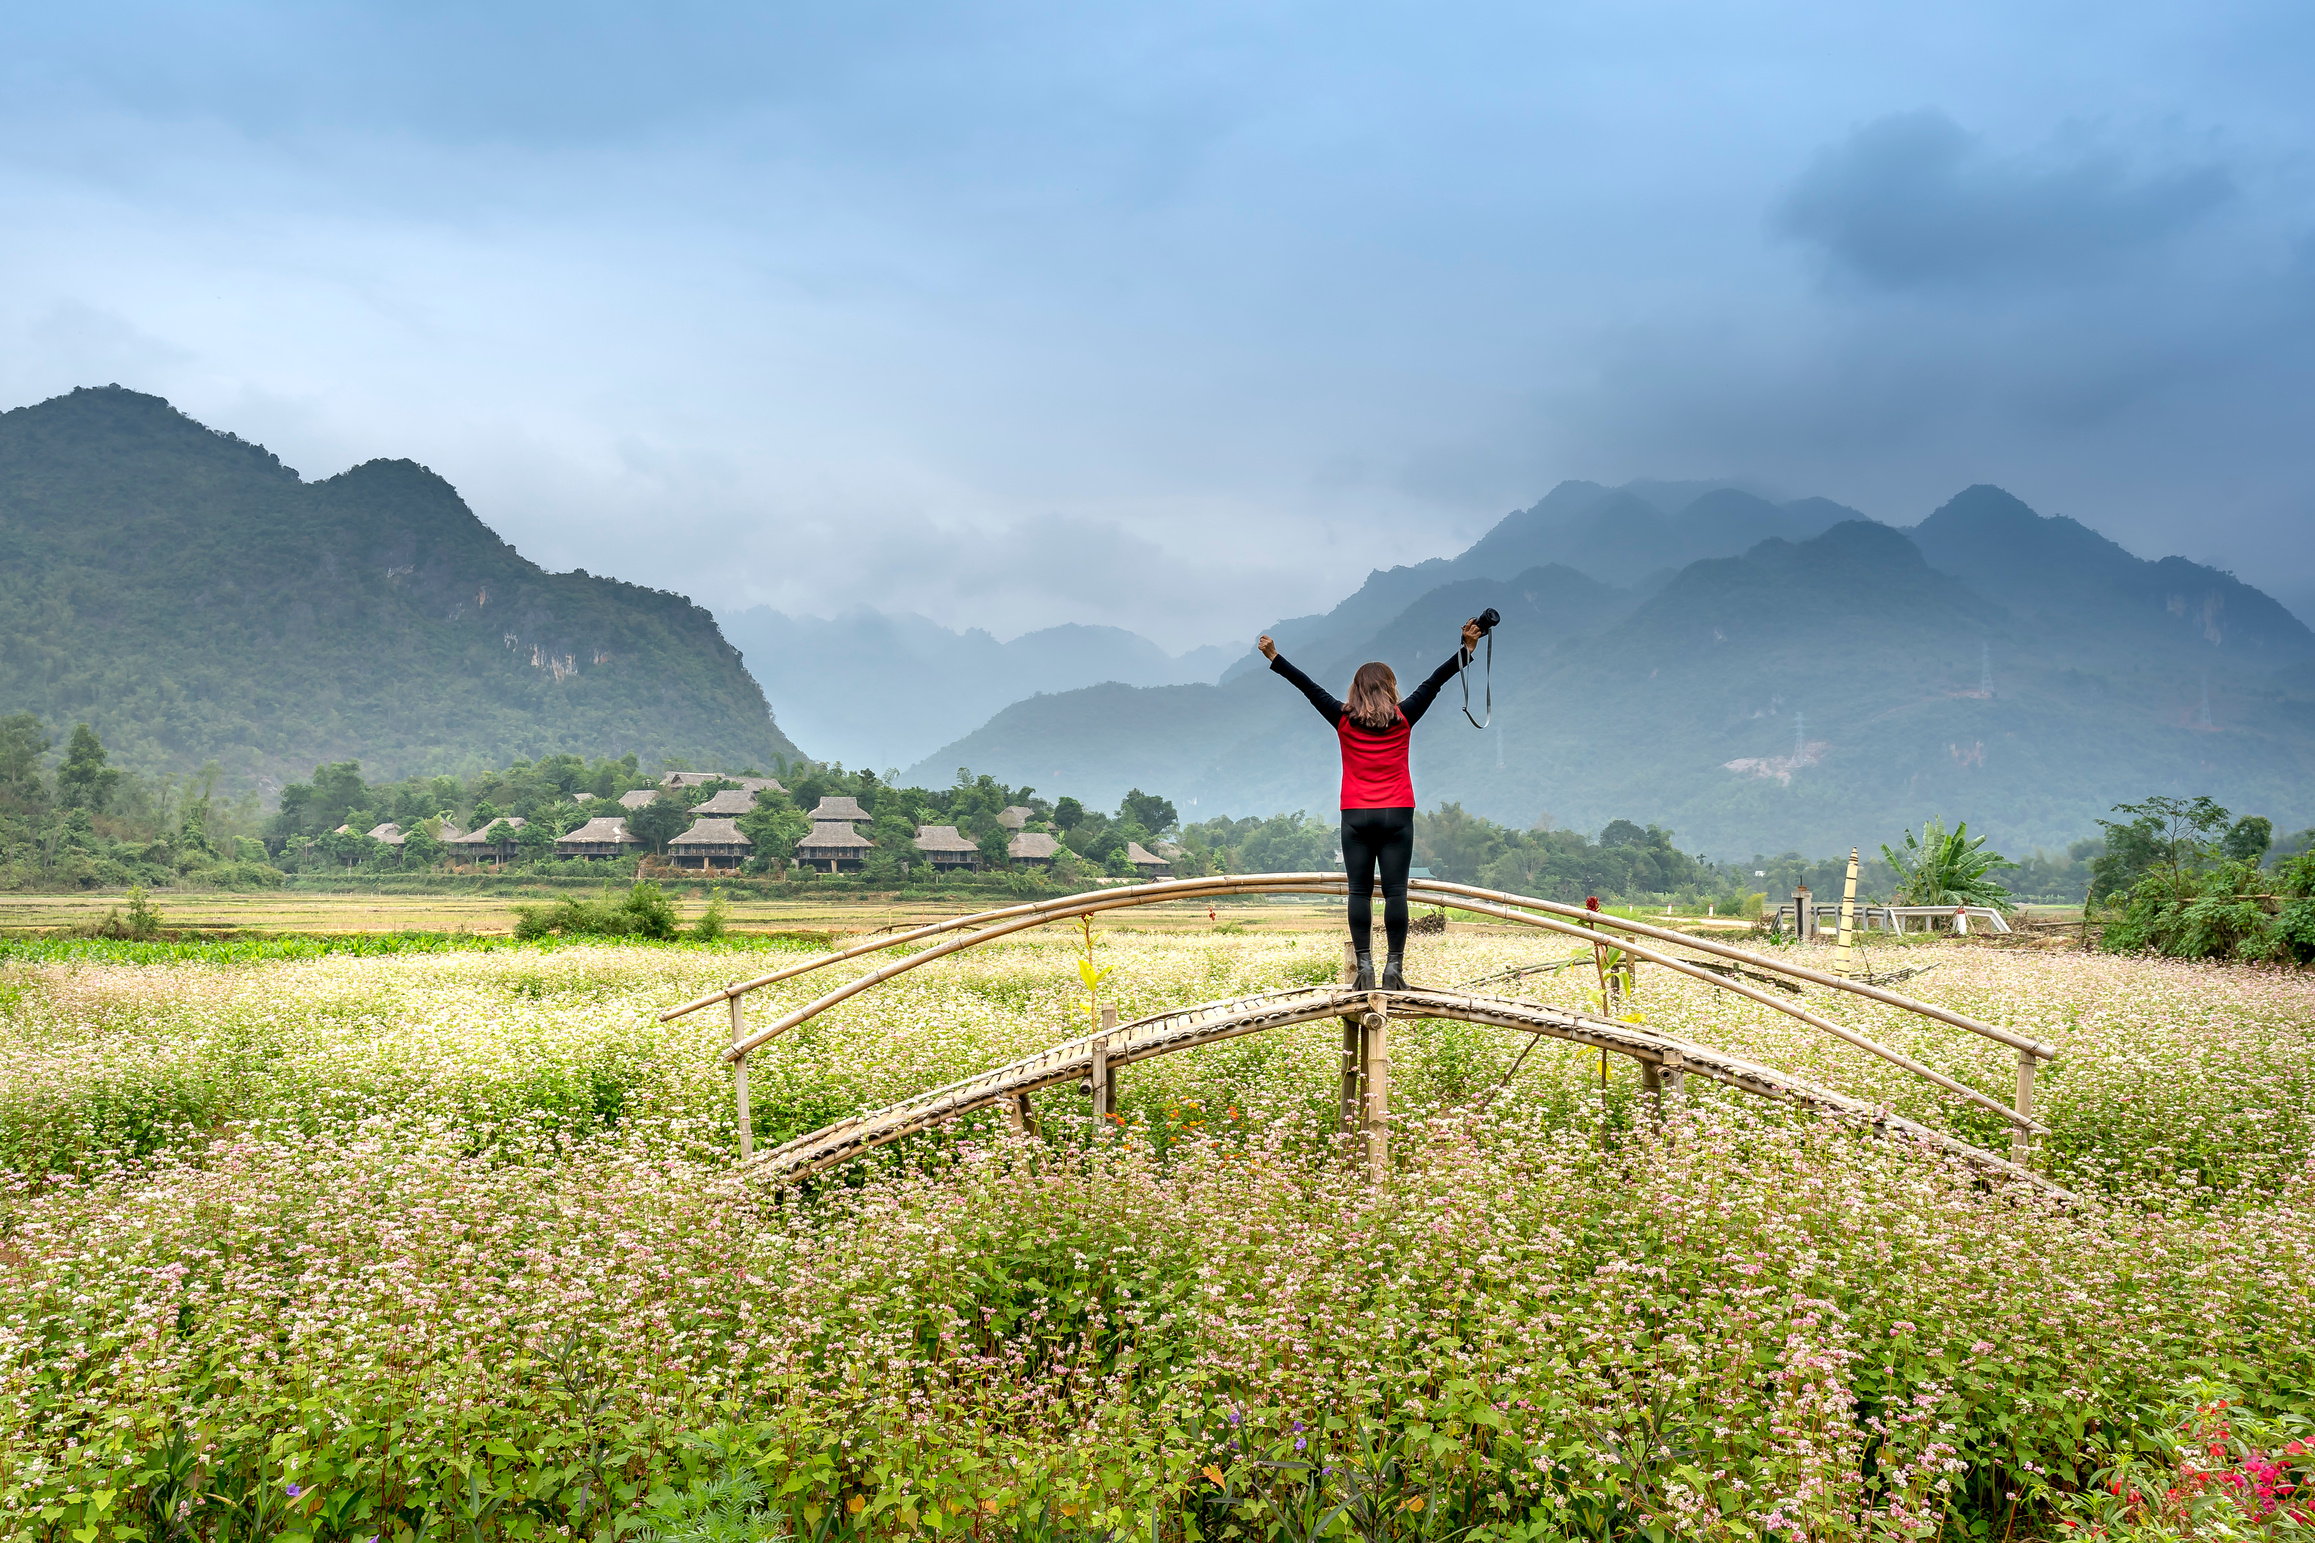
1362, 998, 1389, 1182
1089, 1004, 1117, 1120
1339, 942, 1363, 1135
2012, 1047, 2037, 1165
1585, 907, 1613, 1136
1834, 848, 1860, 976
1006, 1092, 1035, 1135
1661, 1046, 1685, 1107
731, 995, 753, 1164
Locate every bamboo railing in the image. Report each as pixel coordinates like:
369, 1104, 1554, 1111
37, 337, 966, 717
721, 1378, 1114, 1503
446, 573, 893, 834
659, 873, 2060, 1169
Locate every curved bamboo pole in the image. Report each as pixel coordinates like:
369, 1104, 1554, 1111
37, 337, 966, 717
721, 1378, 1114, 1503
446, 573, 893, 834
1410, 879, 2057, 1059
1397, 891, 2040, 1132
718, 878, 1347, 1059
704, 877, 2040, 1133
658, 872, 1341, 1022
664, 872, 2052, 1061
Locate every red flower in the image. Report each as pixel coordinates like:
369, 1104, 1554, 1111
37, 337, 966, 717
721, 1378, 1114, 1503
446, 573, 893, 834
1585, 896, 1601, 911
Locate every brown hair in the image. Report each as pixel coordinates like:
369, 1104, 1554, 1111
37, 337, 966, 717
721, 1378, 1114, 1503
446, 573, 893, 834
1344, 661, 1401, 732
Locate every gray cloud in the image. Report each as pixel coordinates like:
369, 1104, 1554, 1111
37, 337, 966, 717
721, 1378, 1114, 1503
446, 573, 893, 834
1777, 110, 2236, 289
2, 2, 2313, 645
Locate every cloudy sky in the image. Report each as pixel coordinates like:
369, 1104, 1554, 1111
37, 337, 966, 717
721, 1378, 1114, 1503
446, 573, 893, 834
3, 1, 2310, 648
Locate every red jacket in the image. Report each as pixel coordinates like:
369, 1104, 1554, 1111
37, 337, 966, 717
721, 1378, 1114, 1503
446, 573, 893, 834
1270, 651, 1469, 809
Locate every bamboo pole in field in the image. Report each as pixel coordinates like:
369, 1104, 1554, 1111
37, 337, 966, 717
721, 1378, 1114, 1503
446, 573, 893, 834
1834, 848, 1860, 976
2013, 1048, 2038, 1166
1339, 941, 1363, 1135
1585, 905, 1611, 1142
731, 995, 753, 1164
1090, 1004, 1117, 1120
1362, 997, 1389, 1182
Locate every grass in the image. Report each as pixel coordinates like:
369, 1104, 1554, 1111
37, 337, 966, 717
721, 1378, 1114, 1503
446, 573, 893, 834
0, 930, 2308, 1542
0, 886, 1355, 939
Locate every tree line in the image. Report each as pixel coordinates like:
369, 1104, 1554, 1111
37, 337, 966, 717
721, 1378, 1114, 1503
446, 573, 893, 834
0, 714, 274, 891
10, 711, 2311, 951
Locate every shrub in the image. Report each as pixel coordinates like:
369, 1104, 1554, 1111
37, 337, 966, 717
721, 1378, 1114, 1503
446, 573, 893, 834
691, 889, 729, 942
2103, 851, 2315, 962
513, 880, 682, 940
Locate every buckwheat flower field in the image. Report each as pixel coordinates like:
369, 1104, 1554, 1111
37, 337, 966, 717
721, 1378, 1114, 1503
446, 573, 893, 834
2, 930, 2309, 1542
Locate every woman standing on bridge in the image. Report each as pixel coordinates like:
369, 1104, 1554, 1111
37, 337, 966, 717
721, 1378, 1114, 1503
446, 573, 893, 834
1259, 618, 1482, 991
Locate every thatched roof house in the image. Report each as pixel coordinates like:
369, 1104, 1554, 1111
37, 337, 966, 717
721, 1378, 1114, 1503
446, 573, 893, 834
617, 788, 664, 811
912, 824, 983, 870
663, 772, 785, 794
1125, 840, 1171, 878
1007, 830, 1062, 866
996, 806, 1034, 830
796, 820, 873, 873
557, 816, 642, 859
669, 816, 752, 871
807, 795, 873, 825
448, 817, 526, 863
366, 822, 406, 847
691, 788, 758, 817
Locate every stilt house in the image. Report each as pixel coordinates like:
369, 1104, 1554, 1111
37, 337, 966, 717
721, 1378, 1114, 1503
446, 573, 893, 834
669, 817, 752, 871
912, 825, 983, 871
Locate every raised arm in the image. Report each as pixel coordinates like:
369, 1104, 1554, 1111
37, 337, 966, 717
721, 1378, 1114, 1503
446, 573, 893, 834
1259, 635, 1343, 724
1401, 619, 1483, 726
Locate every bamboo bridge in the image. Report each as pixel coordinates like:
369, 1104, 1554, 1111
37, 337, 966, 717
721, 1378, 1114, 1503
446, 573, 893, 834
658, 874, 2067, 1198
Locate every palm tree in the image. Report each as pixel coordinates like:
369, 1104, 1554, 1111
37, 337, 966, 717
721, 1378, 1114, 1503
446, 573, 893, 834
1882, 818, 2015, 910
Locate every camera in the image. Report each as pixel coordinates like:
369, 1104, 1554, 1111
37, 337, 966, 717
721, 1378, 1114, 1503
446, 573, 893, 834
1472, 607, 1502, 635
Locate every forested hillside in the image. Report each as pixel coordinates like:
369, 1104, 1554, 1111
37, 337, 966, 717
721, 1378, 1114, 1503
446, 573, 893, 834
913, 485, 2315, 856
0, 387, 797, 787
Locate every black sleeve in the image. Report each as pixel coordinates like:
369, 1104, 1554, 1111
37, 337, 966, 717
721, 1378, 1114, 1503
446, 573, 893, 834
1400, 649, 1472, 726
1268, 654, 1343, 724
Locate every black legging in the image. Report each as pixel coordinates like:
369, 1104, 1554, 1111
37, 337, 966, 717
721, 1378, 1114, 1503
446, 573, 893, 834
1341, 806, 1415, 956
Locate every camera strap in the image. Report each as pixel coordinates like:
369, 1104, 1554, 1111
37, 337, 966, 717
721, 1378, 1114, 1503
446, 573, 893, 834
1459, 630, 1493, 729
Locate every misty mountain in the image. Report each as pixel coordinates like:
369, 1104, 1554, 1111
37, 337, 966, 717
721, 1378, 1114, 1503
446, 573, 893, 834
912, 489, 2315, 855
1222, 479, 1864, 683
719, 606, 1231, 773
0, 387, 797, 786
1908, 485, 2312, 657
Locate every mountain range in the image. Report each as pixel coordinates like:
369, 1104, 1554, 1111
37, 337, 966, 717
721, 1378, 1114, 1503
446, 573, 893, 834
0, 387, 796, 787
909, 482, 2315, 856
8, 386, 2308, 859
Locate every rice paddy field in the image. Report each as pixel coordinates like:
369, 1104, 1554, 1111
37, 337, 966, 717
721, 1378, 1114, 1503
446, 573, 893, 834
1, 922, 2309, 1542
